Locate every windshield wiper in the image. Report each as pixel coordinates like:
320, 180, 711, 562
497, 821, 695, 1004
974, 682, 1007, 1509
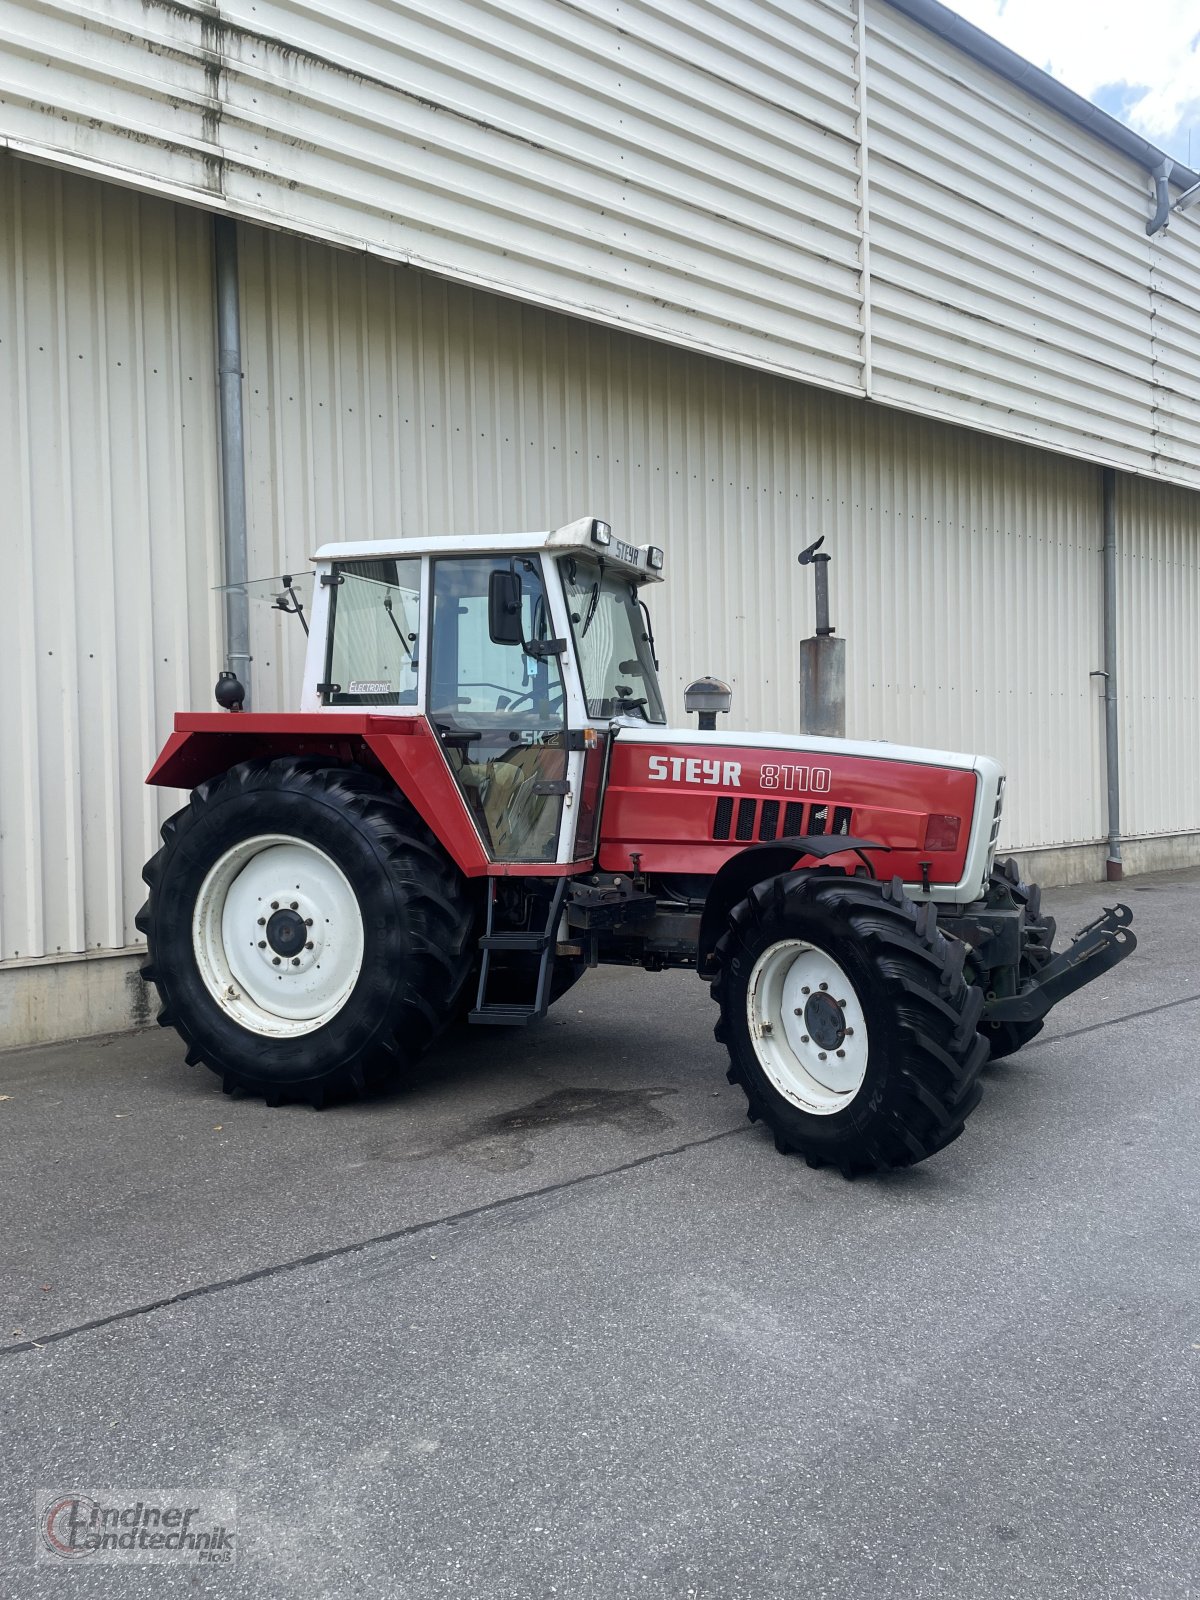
637, 596, 659, 670
580, 581, 601, 638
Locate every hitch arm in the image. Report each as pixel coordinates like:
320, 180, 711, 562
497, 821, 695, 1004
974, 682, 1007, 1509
982, 904, 1136, 1025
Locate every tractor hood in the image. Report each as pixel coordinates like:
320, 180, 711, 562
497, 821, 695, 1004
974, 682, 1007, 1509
611, 724, 980, 772
600, 726, 1005, 904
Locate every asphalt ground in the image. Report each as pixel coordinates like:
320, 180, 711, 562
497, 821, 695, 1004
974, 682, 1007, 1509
1, 868, 1198, 1598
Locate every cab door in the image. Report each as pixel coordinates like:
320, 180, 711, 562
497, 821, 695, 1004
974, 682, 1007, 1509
428, 555, 571, 864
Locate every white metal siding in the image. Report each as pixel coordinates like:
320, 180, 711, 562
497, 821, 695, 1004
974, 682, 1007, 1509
0, 0, 867, 388
4, 172, 1198, 989
5, 0, 1200, 489
864, 4, 1160, 476
1150, 218, 1200, 487
241, 224, 1106, 852
0, 151, 223, 963
1116, 475, 1200, 839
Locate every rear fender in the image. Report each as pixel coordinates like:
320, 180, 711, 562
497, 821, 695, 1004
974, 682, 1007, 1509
145, 715, 494, 877
696, 835, 889, 977
147, 727, 368, 790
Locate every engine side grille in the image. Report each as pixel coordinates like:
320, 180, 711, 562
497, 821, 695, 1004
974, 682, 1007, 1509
709, 797, 854, 843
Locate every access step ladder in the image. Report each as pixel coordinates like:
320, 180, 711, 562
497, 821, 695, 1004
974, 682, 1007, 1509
468, 878, 568, 1026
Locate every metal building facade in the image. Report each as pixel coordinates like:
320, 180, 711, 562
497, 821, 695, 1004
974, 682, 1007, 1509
239, 223, 1107, 862
3, 0, 1200, 1044
1116, 475, 1200, 842
2, 0, 1199, 479
0, 153, 223, 1040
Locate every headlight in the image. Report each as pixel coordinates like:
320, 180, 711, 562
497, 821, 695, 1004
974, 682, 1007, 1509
646, 546, 664, 570
923, 814, 961, 852
590, 519, 611, 546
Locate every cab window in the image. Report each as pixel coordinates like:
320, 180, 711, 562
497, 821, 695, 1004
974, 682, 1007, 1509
323, 559, 421, 706
561, 556, 665, 722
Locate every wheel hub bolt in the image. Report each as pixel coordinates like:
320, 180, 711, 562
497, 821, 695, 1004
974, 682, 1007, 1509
258, 941, 266, 950
306, 941, 314, 951
800, 1035, 809, 1044
801, 986, 810, 995
836, 1049, 846, 1058
291, 957, 301, 966
304, 918, 313, 928
271, 901, 279, 911
272, 957, 281, 966
257, 917, 266, 927
819, 982, 828, 991
838, 998, 846, 1008
818, 1051, 827, 1061
290, 902, 298, 911
845, 1027, 854, 1037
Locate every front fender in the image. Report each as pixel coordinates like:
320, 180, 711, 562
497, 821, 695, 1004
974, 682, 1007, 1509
696, 835, 890, 977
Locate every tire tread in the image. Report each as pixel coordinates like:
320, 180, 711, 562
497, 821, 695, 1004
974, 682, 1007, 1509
712, 872, 989, 1176
139, 757, 474, 1105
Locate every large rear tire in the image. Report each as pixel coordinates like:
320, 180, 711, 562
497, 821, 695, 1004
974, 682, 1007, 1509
713, 874, 988, 1176
136, 758, 474, 1104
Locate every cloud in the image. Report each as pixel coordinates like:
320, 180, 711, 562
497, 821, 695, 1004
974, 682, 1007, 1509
945, 0, 1200, 165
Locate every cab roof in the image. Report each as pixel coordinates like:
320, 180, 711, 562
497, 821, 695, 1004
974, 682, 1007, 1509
312, 515, 665, 582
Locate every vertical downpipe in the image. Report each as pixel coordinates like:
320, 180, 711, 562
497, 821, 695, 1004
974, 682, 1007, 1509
215, 215, 251, 706
1101, 467, 1122, 880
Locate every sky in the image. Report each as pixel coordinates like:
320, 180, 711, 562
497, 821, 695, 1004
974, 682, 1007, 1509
944, 0, 1200, 171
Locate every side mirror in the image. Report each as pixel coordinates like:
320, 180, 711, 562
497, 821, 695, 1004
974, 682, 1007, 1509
488, 569, 524, 645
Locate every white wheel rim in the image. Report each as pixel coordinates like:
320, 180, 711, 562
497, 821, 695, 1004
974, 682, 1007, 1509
192, 835, 365, 1038
746, 939, 869, 1115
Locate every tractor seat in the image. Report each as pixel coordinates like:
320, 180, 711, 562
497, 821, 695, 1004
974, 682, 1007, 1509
458, 752, 558, 859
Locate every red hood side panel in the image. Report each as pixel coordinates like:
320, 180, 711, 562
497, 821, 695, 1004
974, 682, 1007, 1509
598, 737, 977, 885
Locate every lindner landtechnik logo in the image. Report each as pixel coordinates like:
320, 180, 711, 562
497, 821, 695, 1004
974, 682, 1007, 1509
37, 1492, 236, 1564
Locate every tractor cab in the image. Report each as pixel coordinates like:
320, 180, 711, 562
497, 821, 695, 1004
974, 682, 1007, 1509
237, 517, 667, 867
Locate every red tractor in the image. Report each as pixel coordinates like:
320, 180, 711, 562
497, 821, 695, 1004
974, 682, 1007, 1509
138, 517, 1135, 1174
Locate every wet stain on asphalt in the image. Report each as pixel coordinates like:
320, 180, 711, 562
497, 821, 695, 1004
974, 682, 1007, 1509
491, 1086, 675, 1134
397, 1086, 679, 1173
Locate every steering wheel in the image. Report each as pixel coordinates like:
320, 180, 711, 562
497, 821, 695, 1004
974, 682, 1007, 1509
503, 685, 565, 717
455, 681, 564, 717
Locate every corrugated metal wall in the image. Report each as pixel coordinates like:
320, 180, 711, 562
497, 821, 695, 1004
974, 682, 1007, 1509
1116, 475, 1200, 839
4, 168, 1200, 996
864, 4, 1165, 479
240, 224, 1106, 853
1150, 223, 1200, 478
4, 0, 1200, 488
0, 0, 868, 390
0, 152, 223, 964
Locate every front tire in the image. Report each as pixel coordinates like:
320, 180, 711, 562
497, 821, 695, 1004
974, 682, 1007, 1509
713, 874, 988, 1176
137, 759, 475, 1104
